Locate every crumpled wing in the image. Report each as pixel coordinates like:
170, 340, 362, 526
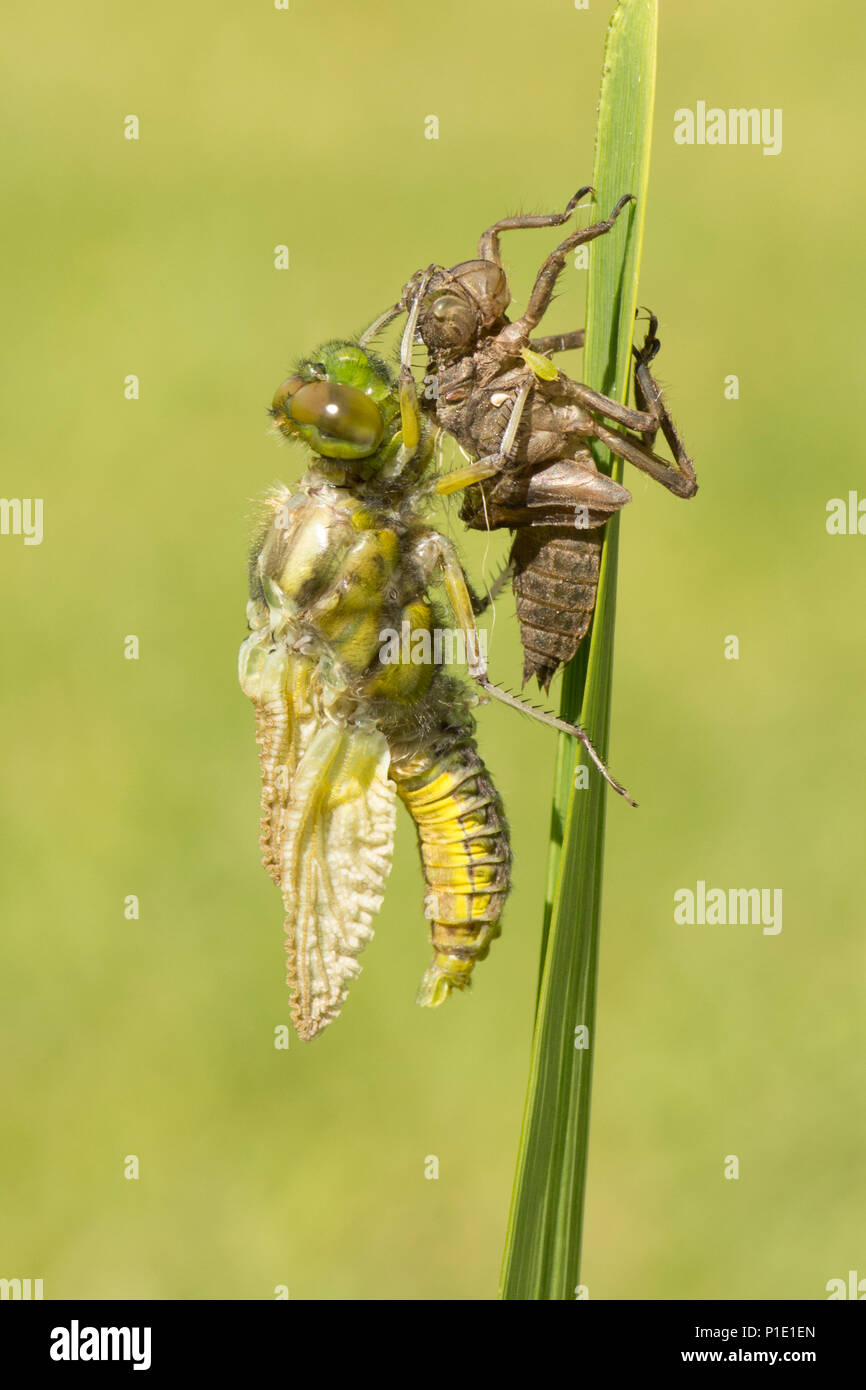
239, 631, 302, 886
279, 719, 396, 1039
239, 632, 396, 1039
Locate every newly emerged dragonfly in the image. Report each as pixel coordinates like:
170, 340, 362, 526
239, 304, 631, 1039
367, 188, 697, 691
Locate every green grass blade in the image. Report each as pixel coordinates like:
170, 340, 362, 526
501, 0, 657, 1300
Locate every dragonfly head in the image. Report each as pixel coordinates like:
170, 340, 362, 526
270, 342, 396, 468
411, 260, 510, 355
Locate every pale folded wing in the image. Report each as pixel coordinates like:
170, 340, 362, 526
239, 633, 397, 1039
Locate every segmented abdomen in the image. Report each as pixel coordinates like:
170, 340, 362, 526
510, 525, 603, 692
389, 727, 511, 1006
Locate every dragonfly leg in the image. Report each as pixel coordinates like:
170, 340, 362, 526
506, 194, 634, 337
476, 185, 594, 265
476, 678, 637, 806
435, 378, 532, 496
431, 534, 636, 805
631, 310, 697, 484
466, 559, 515, 616
530, 328, 586, 355
546, 318, 697, 499
388, 267, 435, 475
589, 416, 697, 499
554, 375, 660, 434
358, 300, 403, 346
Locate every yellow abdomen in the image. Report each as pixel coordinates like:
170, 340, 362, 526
389, 727, 511, 1004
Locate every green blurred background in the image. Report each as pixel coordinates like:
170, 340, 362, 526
1, 0, 863, 1300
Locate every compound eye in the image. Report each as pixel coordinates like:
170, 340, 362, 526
271, 376, 304, 413
287, 381, 384, 453
427, 293, 477, 346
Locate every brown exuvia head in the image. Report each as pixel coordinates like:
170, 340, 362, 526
413, 259, 510, 355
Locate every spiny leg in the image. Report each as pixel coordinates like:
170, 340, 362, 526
548, 320, 697, 498
587, 318, 697, 498
466, 559, 515, 617
475, 678, 636, 807
432, 534, 635, 805
507, 194, 634, 338
631, 310, 696, 480
477, 185, 594, 264
359, 300, 403, 347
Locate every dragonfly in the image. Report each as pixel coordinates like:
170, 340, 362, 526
365, 187, 697, 692
239, 300, 632, 1040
